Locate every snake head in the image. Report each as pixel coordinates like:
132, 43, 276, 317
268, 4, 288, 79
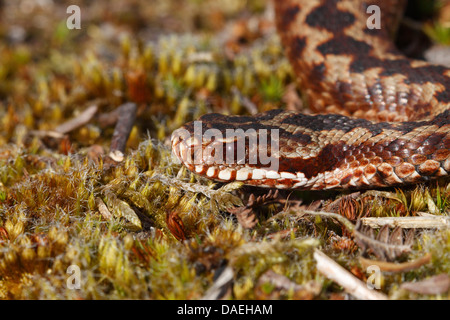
171, 112, 289, 186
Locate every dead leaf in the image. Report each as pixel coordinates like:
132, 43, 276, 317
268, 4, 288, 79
96, 197, 113, 221
401, 274, 450, 295
102, 192, 142, 231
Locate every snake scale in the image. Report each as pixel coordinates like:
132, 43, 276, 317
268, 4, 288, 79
171, 0, 450, 190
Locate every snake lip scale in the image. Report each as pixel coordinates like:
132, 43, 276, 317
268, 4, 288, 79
171, 0, 450, 191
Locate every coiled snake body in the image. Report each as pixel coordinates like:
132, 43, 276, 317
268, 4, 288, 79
172, 0, 450, 190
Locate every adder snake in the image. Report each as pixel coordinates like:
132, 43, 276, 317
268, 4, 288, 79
171, 0, 450, 190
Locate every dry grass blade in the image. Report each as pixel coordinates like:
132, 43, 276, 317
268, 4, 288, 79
359, 253, 432, 273
313, 249, 388, 300
55, 105, 98, 134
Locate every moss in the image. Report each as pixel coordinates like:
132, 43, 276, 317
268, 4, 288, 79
0, 0, 448, 300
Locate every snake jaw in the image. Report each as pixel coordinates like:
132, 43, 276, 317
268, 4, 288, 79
172, 127, 239, 179
172, 127, 229, 177
171, 127, 197, 172
172, 126, 241, 180
171, 124, 309, 188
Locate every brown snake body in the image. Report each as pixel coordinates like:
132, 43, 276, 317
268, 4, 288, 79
171, 0, 450, 190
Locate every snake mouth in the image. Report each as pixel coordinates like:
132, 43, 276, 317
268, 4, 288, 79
171, 126, 249, 179
171, 125, 307, 188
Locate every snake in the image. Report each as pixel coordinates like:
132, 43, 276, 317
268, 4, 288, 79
171, 0, 450, 190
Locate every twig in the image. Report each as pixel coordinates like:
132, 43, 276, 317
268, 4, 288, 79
298, 207, 450, 230
313, 249, 388, 300
55, 105, 98, 134
148, 174, 242, 202
29, 130, 65, 139
108, 102, 137, 161
361, 216, 450, 229
30, 106, 97, 139
201, 266, 234, 300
